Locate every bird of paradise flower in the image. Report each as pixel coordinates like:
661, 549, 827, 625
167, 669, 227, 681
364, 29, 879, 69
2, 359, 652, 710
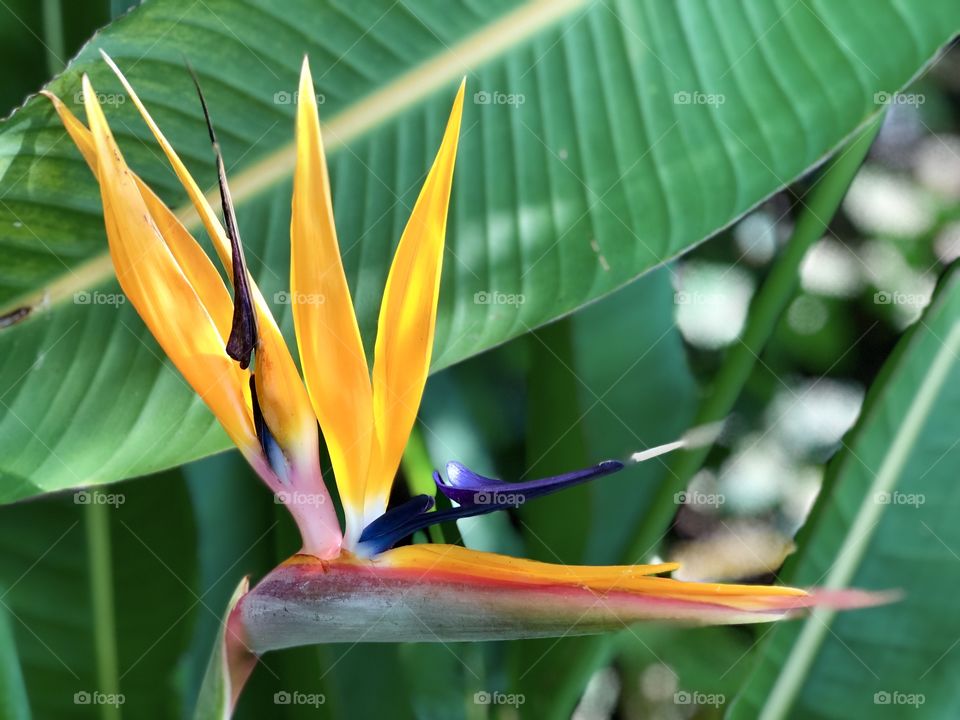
43, 52, 886, 716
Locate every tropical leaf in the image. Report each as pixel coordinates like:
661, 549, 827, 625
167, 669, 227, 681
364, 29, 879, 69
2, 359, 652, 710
193, 578, 251, 720
728, 267, 960, 719
0, 0, 958, 499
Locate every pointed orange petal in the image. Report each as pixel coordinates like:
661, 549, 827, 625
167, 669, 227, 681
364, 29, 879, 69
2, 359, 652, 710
366, 80, 465, 524
99, 51, 233, 270
78, 76, 255, 457
42, 90, 234, 343
99, 54, 319, 470
63, 75, 342, 557
290, 57, 374, 542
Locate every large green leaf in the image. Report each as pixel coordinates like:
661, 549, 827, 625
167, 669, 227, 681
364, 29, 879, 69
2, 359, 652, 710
0, 0, 957, 499
728, 267, 960, 719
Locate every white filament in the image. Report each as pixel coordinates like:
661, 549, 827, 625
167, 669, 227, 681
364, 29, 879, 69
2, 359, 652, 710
629, 420, 726, 464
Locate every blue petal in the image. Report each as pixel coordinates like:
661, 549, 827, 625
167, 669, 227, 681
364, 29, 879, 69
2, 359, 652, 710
356, 459, 624, 555
436, 459, 624, 506
358, 494, 435, 540
249, 375, 290, 484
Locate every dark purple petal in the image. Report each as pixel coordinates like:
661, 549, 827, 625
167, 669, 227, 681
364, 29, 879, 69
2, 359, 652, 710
436, 459, 624, 506
359, 494, 435, 541
357, 459, 625, 555
190, 66, 258, 368
249, 376, 289, 483
357, 500, 489, 556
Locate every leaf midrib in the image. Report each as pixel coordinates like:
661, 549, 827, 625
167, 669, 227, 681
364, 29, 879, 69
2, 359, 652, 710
0, 0, 588, 318
757, 289, 960, 720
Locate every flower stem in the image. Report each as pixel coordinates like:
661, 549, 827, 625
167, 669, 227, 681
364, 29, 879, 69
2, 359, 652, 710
85, 491, 121, 720
40, 0, 65, 76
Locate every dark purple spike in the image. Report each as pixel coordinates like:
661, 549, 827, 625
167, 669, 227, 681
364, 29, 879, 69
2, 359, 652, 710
359, 494, 435, 540
357, 499, 489, 556
189, 65, 258, 369
356, 459, 625, 555
249, 376, 290, 483
436, 460, 623, 506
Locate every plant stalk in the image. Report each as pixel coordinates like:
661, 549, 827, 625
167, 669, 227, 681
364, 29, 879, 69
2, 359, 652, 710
85, 492, 121, 720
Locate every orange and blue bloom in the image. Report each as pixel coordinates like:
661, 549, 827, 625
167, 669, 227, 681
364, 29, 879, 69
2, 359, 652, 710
44, 53, 886, 715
